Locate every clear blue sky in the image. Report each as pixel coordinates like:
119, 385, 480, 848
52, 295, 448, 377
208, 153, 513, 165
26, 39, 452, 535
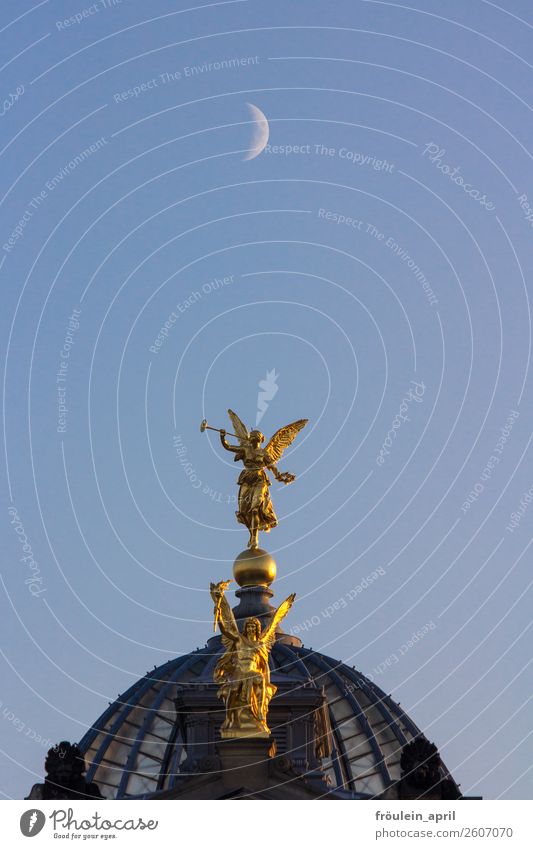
1, 0, 532, 800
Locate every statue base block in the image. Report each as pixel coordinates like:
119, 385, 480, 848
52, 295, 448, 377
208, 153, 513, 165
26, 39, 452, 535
220, 728, 271, 740
216, 736, 277, 791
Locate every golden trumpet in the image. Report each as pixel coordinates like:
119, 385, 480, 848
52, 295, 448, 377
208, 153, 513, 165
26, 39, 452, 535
200, 419, 239, 439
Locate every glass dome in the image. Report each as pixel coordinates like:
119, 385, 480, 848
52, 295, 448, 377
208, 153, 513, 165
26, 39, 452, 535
79, 639, 457, 799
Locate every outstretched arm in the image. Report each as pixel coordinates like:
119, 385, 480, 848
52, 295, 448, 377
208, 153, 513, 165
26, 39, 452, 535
218, 619, 238, 641
210, 581, 240, 640
219, 429, 240, 453
267, 464, 295, 484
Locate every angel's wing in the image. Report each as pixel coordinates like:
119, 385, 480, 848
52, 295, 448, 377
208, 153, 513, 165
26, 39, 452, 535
264, 419, 308, 464
227, 409, 250, 446
261, 592, 296, 649
210, 582, 239, 650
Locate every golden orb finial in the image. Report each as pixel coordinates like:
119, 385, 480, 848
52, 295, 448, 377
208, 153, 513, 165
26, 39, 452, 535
233, 548, 277, 587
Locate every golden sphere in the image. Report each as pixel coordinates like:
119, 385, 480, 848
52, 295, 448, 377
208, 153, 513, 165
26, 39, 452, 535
233, 548, 277, 587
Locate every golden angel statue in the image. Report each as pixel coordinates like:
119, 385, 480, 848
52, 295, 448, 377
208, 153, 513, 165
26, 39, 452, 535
210, 580, 296, 737
218, 409, 308, 550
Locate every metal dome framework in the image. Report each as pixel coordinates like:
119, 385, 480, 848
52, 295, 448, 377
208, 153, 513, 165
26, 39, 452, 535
79, 641, 454, 800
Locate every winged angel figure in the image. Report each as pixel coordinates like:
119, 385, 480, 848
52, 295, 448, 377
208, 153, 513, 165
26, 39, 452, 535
210, 580, 296, 736
219, 409, 308, 549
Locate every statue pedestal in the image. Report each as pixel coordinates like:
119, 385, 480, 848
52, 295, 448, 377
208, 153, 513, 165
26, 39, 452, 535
216, 736, 277, 792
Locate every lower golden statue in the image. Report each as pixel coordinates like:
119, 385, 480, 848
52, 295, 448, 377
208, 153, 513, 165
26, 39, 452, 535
210, 580, 295, 737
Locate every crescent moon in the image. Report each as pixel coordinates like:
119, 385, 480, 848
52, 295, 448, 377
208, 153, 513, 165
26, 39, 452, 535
243, 102, 269, 160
